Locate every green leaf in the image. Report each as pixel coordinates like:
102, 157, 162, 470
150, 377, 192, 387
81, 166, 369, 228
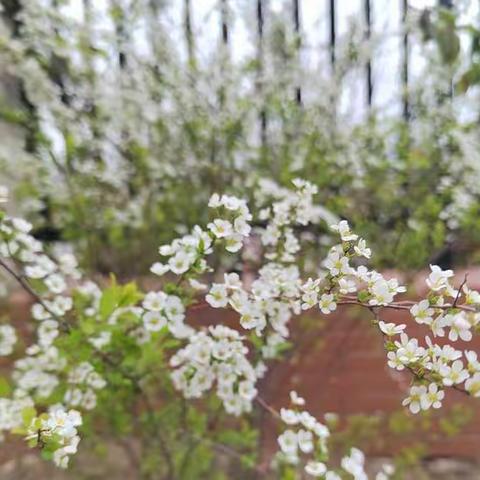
0, 377, 11, 396
21, 406, 37, 427
456, 63, 480, 93
99, 275, 119, 320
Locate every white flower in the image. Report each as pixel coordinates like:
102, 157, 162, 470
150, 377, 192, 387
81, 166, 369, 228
420, 383, 444, 410
319, 294, 336, 314
449, 314, 472, 342
330, 220, 358, 242
222, 195, 244, 211
369, 280, 394, 306
53, 434, 80, 468
239, 304, 265, 331
297, 429, 314, 453
208, 193, 222, 208
387, 350, 405, 370
150, 262, 169, 276
43, 408, 82, 438
338, 277, 356, 294
289, 390, 305, 406
25, 265, 49, 279
426, 265, 453, 291
395, 334, 425, 364
341, 448, 367, 479
89, 331, 111, 349
224, 272, 242, 290
143, 312, 167, 332
410, 300, 434, 325
233, 217, 251, 236
164, 295, 185, 321
238, 380, 257, 400
324, 251, 352, 276
464, 286, 480, 305
168, 251, 192, 275
277, 429, 298, 456
325, 473, 342, 480
46, 296, 72, 315
305, 461, 327, 477
402, 385, 427, 414
378, 321, 406, 336
206, 284, 229, 308
189, 279, 207, 291
465, 351, 480, 373
208, 219, 233, 238
465, 373, 480, 397
280, 408, 299, 425
142, 291, 167, 311
224, 234, 244, 253
45, 274, 66, 294
439, 359, 469, 386
354, 238, 371, 258
32, 303, 50, 321
299, 411, 317, 430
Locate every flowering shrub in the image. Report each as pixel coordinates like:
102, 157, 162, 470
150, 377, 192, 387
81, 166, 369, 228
0, 179, 479, 478
2, 1, 480, 276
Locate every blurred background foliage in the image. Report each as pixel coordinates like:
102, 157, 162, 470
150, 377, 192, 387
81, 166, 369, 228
1, 1, 480, 276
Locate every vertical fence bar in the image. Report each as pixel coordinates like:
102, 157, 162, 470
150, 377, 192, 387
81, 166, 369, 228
184, 0, 195, 67
293, 0, 302, 104
402, 0, 409, 120
221, 0, 229, 45
329, 0, 336, 69
257, 0, 267, 147
219, 0, 229, 108
364, 0, 373, 107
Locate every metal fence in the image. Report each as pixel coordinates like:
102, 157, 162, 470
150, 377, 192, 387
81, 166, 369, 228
176, 0, 477, 124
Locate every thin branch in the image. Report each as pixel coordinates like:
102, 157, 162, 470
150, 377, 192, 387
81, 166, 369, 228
255, 396, 281, 420
338, 296, 477, 313
0, 256, 72, 332
453, 273, 468, 308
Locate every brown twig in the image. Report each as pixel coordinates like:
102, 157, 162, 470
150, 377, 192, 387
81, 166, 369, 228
453, 273, 468, 308
255, 396, 281, 420
338, 295, 476, 313
0, 256, 72, 332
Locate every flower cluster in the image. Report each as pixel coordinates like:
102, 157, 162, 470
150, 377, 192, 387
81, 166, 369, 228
201, 188, 480, 419
151, 226, 213, 276
256, 178, 329, 262
27, 407, 82, 468
276, 391, 395, 479
277, 391, 331, 472
150, 194, 251, 278
0, 324, 16, 355
0, 217, 80, 351
0, 395, 34, 441
141, 291, 193, 340
0, 215, 92, 467
170, 325, 260, 415
207, 193, 252, 252
375, 265, 480, 413
64, 362, 106, 411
